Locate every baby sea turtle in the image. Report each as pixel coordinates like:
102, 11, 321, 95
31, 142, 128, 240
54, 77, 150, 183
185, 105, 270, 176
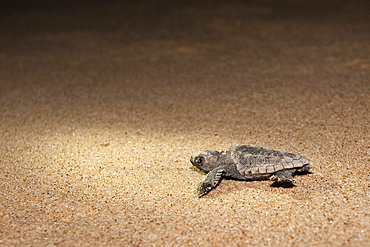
190, 145, 313, 197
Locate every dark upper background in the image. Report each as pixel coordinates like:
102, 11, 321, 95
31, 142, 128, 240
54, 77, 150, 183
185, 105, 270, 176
1, 0, 369, 34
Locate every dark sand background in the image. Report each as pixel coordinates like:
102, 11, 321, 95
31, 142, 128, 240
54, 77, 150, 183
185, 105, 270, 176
0, 0, 369, 246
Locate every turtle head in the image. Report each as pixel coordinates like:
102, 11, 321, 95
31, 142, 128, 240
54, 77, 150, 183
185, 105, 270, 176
190, 150, 221, 173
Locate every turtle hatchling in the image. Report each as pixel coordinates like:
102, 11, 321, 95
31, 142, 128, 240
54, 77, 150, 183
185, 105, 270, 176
190, 145, 313, 197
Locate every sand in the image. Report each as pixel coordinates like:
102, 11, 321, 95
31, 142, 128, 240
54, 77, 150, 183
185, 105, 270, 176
0, 0, 369, 246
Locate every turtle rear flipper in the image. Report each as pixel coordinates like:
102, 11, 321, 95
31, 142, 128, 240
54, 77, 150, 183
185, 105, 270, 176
270, 169, 295, 183
197, 167, 225, 197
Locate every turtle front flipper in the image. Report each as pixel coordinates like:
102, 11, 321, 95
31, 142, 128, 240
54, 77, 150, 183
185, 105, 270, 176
197, 168, 225, 197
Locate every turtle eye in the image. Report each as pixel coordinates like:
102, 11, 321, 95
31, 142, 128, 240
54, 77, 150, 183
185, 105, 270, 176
195, 157, 204, 165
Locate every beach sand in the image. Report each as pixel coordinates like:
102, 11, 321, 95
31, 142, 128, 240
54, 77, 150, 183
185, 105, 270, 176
1, 0, 369, 245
